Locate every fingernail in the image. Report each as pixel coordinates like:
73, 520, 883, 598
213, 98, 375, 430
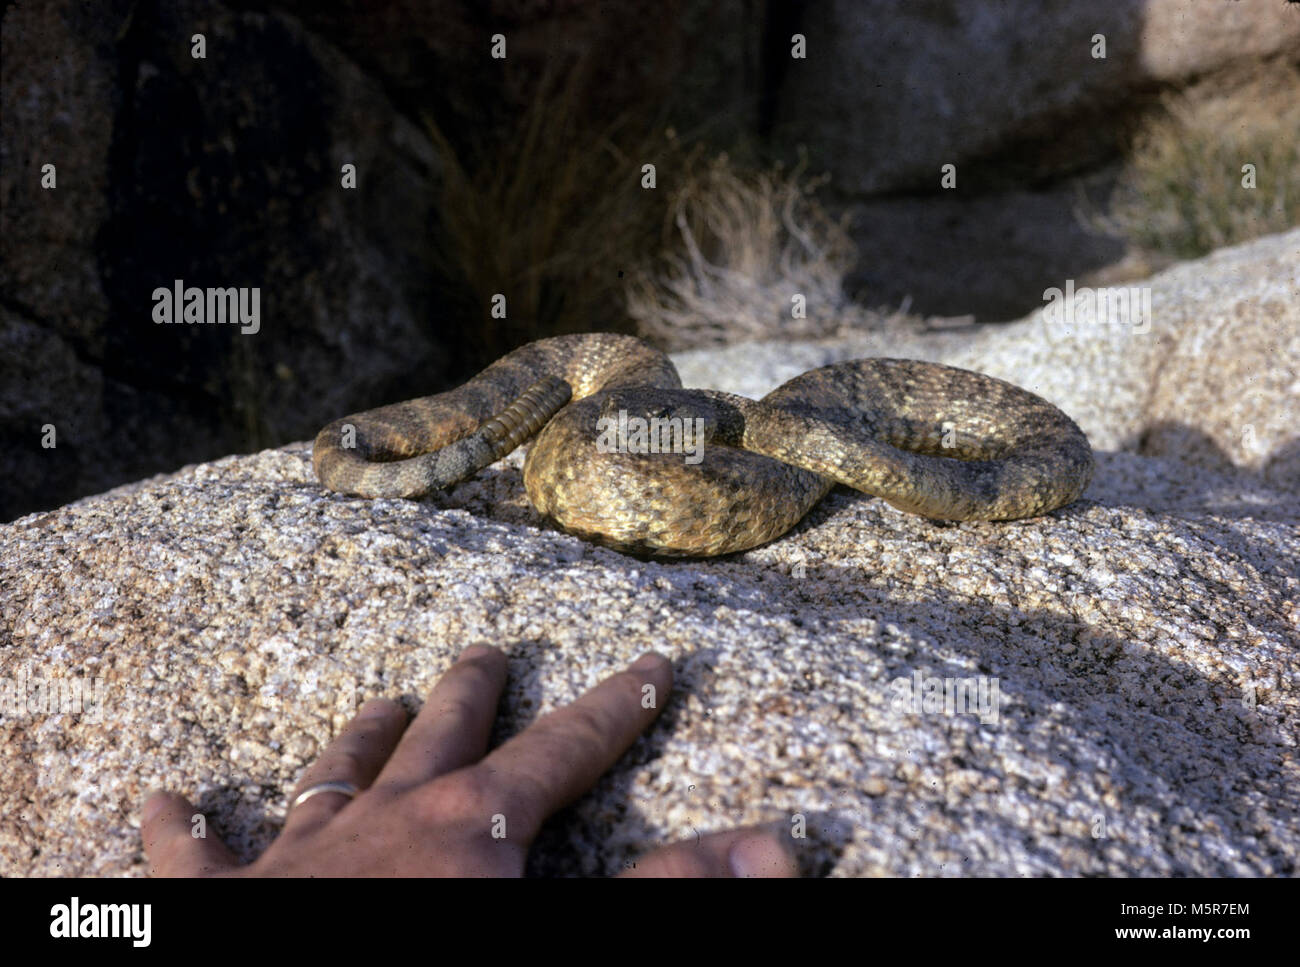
459, 644, 498, 662
729, 833, 792, 878
630, 652, 667, 672
358, 698, 399, 720
141, 791, 171, 824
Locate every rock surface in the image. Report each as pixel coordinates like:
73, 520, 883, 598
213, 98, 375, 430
1, 230, 1297, 876
778, 0, 1300, 319
1, 0, 447, 522
775, 0, 1300, 195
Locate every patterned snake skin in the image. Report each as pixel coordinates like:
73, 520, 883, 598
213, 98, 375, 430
313, 333, 1094, 556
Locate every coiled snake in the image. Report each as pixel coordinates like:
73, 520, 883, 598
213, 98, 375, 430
313, 333, 1094, 556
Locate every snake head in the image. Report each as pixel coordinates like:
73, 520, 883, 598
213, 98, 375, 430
597, 388, 711, 427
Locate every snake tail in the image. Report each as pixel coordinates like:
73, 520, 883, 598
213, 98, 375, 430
313, 375, 572, 499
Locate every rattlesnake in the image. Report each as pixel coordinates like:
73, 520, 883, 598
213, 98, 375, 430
313, 333, 1094, 556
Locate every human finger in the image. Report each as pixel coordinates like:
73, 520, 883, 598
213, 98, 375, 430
141, 791, 240, 876
475, 652, 672, 837
619, 827, 798, 878
377, 645, 507, 789
283, 697, 408, 835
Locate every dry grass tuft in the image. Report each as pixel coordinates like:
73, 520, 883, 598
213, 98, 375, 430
423, 53, 866, 356
423, 56, 681, 364
1089, 81, 1300, 259
626, 148, 859, 350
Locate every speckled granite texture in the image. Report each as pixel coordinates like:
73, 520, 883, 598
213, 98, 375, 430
1, 230, 1296, 876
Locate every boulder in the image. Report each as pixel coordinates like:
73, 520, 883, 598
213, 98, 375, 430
773, 0, 1300, 195
1, 229, 1296, 876
0, 0, 446, 522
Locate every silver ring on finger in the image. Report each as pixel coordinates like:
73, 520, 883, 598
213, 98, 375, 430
291, 781, 360, 811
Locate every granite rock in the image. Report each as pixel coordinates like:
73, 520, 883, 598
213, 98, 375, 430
1, 231, 1296, 876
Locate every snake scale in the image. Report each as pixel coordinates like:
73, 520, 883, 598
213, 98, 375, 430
313, 333, 1094, 556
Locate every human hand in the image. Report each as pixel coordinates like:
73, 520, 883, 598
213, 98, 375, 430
142, 645, 796, 877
